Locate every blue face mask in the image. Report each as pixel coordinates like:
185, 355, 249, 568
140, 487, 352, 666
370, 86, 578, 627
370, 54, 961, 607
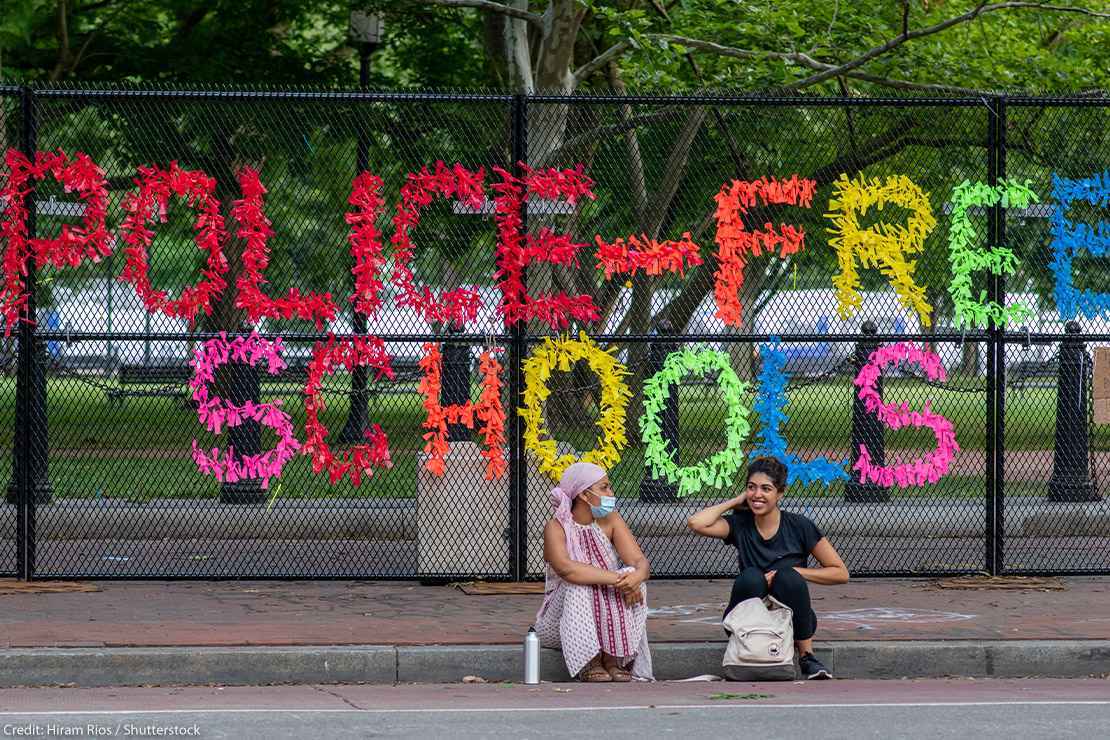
589, 495, 617, 518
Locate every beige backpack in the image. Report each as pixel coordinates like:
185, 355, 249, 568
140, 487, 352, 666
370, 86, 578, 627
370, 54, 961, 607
721, 596, 797, 681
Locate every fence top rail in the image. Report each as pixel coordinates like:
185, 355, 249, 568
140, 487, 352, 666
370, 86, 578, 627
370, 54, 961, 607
31, 330, 516, 344
1002, 95, 1110, 107
28, 330, 1006, 344
527, 94, 993, 107
29, 87, 517, 103
8, 83, 1106, 106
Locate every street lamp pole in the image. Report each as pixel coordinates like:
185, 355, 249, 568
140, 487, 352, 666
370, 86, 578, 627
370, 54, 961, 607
340, 11, 383, 444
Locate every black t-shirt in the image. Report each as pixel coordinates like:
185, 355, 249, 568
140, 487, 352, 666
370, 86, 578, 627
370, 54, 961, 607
722, 509, 824, 573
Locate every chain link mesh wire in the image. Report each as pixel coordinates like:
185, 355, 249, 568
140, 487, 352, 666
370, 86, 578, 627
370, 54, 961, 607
22, 87, 514, 577
2, 86, 1108, 578
528, 98, 993, 339
522, 335, 989, 578
33, 336, 514, 578
1000, 100, 1110, 574
527, 98, 993, 576
1002, 340, 1108, 574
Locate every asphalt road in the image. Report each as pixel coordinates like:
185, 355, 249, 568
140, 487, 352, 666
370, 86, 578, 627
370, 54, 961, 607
1, 679, 1108, 739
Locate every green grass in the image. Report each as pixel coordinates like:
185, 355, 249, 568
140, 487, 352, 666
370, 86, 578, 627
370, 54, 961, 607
3, 376, 427, 452
672, 380, 1070, 454
42, 452, 423, 501
0, 375, 428, 500
0, 375, 1081, 501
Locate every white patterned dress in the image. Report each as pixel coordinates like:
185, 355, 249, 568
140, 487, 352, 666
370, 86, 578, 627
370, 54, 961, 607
535, 519, 653, 680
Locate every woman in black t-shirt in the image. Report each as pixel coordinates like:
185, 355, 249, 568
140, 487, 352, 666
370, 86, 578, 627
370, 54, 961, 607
688, 456, 849, 680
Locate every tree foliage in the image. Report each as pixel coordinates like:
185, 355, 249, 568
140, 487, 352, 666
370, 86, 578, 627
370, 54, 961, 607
1, 1, 1107, 342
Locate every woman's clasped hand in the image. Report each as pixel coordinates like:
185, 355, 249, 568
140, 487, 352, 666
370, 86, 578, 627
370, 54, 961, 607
613, 569, 645, 606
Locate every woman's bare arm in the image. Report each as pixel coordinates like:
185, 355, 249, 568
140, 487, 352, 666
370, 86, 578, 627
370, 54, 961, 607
543, 520, 622, 587
793, 537, 850, 585
609, 513, 649, 577
607, 513, 649, 604
687, 492, 747, 539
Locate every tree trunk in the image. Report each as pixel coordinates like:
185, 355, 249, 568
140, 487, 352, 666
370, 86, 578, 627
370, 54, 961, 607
656, 115, 925, 340
528, 0, 578, 162
503, 0, 535, 93
520, 0, 585, 432
608, 63, 648, 222
958, 335, 981, 375
201, 120, 250, 334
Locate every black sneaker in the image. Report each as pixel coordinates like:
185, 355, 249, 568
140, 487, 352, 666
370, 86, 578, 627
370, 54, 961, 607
799, 652, 833, 680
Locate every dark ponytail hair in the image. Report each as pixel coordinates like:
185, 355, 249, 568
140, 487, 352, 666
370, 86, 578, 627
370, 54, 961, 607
747, 456, 788, 492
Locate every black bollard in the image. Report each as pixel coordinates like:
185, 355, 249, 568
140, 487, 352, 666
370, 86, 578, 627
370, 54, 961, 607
6, 337, 53, 505
640, 320, 679, 503
844, 321, 889, 503
442, 330, 473, 443
1048, 321, 1098, 502
218, 351, 264, 504
338, 364, 369, 444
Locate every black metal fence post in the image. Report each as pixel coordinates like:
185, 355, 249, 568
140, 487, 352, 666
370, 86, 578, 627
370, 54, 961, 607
7, 86, 49, 578
639, 319, 679, 502
1048, 322, 1098, 502
5, 334, 52, 508
508, 94, 528, 580
985, 96, 1006, 574
844, 321, 889, 503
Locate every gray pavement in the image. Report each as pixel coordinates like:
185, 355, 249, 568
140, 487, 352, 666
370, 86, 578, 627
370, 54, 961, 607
4, 577, 1108, 687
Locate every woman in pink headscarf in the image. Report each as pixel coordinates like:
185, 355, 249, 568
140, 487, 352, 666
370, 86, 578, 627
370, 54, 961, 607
535, 462, 653, 682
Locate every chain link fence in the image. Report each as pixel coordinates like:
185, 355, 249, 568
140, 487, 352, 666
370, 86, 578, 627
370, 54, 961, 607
1, 85, 1108, 578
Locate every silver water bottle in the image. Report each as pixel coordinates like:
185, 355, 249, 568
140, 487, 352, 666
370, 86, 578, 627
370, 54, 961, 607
524, 626, 540, 684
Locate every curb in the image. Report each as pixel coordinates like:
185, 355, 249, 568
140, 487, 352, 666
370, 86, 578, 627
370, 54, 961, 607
1, 641, 1107, 688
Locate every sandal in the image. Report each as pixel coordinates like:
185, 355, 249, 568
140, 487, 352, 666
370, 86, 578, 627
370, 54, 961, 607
604, 661, 632, 683
580, 658, 613, 683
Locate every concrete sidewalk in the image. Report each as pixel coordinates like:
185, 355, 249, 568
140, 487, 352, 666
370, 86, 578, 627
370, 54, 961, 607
1, 577, 1108, 686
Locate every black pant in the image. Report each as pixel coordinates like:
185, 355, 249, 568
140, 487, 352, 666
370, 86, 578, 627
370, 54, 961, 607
724, 566, 817, 641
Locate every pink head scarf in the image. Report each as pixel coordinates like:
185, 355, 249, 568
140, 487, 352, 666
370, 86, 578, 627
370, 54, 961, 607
550, 462, 607, 563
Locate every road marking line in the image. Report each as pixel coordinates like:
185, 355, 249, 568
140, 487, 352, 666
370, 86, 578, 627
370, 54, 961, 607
2, 701, 1110, 716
